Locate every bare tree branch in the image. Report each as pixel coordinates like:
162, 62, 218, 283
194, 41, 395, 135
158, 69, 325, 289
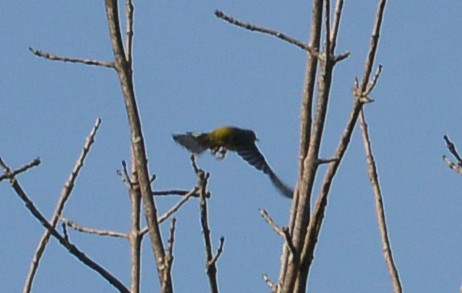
215, 10, 309, 51
262, 274, 278, 293
29, 47, 114, 68
104, 1, 172, 291
60, 217, 128, 239
158, 187, 198, 223
0, 158, 40, 182
0, 158, 129, 293
443, 135, 462, 174
260, 209, 285, 237
196, 168, 222, 293
152, 189, 201, 197
278, 0, 324, 289
359, 110, 402, 293
23, 118, 101, 293
163, 218, 176, 289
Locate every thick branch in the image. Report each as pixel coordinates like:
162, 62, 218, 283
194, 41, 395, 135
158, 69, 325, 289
104, 1, 172, 291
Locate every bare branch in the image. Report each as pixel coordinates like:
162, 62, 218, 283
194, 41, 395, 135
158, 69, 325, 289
104, 1, 171, 290
158, 187, 198, 223
196, 168, 221, 293
260, 209, 284, 237
60, 216, 128, 239
140, 187, 198, 236
443, 155, 462, 175
262, 274, 278, 293
329, 0, 344, 51
29, 47, 114, 68
215, 10, 309, 51
125, 0, 134, 64
365, 65, 383, 95
0, 158, 129, 293
443, 136, 462, 174
209, 237, 225, 268
359, 110, 402, 293
444, 135, 462, 164
0, 157, 40, 182
116, 160, 134, 188
152, 189, 200, 197
163, 218, 176, 288
282, 227, 297, 261
24, 118, 101, 293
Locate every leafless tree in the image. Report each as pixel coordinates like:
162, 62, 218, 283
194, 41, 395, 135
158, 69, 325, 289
1, 1, 403, 292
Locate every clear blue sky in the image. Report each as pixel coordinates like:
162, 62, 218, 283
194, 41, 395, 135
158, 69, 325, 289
2, 1, 462, 292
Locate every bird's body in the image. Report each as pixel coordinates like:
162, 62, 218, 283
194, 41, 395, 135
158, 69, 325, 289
173, 126, 293, 198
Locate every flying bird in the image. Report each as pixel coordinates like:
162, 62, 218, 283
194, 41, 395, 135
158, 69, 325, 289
172, 126, 293, 198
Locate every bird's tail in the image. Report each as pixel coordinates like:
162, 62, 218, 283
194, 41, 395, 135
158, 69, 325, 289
172, 133, 208, 155
266, 168, 294, 198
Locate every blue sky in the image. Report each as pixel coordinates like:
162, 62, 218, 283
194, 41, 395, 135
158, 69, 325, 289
1, 1, 462, 292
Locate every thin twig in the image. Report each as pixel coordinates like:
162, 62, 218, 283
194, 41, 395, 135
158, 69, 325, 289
0, 159, 129, 293
23, 118, 101, 293
260, 209, 284, 237
262, 274, 278, 293
0, 158, 41, 182
282, 227, 297, 260
444, 135, 462, 165
215, 10, 309, 51
158, 187, 198, 223
140, 187, 199, 236
29, 47, 114, 68
60, 216, 128, 239
443, 155, 462, 175
152, 189, 200, 197
209, 237, 225, 267
359, 110, 402, 293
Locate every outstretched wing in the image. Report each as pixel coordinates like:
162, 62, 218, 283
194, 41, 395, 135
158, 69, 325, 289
172, 133, 208, 154
237, 144, 269, 172
237, 144, 293, 198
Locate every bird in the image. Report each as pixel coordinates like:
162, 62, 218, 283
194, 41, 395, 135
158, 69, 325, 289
172, 126, 293, 198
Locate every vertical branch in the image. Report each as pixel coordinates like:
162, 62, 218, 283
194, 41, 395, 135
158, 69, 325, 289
23, 118, 101, 293
104, 1, 172, 291
355, 1, 401, 291
281, 0, 338, 291
128, 151, 142, 293
280, 0, 324, 287
125, 0, 134, 64
359, 111, 402, 293
299, 1, 389, 291
197, 170, 220, 293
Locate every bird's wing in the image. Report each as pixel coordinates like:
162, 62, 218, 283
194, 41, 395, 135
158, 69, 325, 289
237, 145, 293, 198
172, 133, 208, 154
237, 144, 269, 172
